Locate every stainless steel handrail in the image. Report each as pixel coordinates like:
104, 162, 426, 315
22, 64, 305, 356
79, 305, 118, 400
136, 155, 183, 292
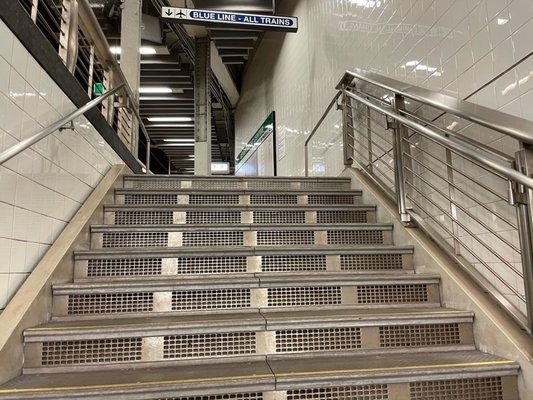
0, 85, 124, 165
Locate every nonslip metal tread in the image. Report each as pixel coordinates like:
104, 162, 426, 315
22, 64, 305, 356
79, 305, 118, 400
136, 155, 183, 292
123, 175, 352, 182
104, 204, 375, 211
115, 188, 363, 195
0, 351, 518, 399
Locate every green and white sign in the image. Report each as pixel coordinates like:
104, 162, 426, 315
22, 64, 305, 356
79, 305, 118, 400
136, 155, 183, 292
93, 82, 105, 97
235, 112, 275, 168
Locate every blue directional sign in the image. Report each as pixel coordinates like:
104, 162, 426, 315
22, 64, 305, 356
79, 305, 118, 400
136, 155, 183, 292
161, 7, 298, 32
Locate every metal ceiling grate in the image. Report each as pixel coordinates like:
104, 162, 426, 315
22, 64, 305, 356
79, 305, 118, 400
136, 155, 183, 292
171, 289, 251, 310
176, 256, 247, 274
67, 293, 154, 315
356, 284, 429, 304
163, 332, 256, 359
410, 377, 503, 400
275, 327, 361, 353
379, 323, 461, 347
262, 255, 327, 272
87, 258, 162, 277
317, 211, 368, 224
340, 254, 403, 270
267, 287, 342, 307
327, 230, 384, 245
287, 385, 389, 400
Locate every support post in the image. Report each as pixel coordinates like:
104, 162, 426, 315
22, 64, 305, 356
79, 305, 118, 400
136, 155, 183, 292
515, 145, 533, 334
194, 36, 212, 176
366, 105, 373, 173
391, 94, 411, 224
86, 44, 95, 97
58, 0, 79, 74
120, 0, 142, 158
342, 89, 354, 166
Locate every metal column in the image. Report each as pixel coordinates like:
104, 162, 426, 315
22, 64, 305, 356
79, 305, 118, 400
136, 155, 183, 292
194, 36, 212, 176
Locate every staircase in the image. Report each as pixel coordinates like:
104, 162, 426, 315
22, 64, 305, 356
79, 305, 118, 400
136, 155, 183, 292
0, 175, 520, 399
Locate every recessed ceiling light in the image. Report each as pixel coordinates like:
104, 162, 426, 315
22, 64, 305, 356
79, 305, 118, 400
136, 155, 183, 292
149, 124, 194, 127
109, 46, 156, 55
158, 143, 194, 147
163, 138, 195, 142
139, 87, 172, 94
148, 117, 193, 122
139, 96, 175, 101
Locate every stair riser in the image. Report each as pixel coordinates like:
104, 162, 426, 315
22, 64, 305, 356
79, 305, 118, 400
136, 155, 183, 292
115, 193, 362, 206
23, 321, 474, 372
74, 253, 413, 280
52, 283, 441, 317
104, 210, 376, 225
123, 178, 352, 191
91, 229, 393, 249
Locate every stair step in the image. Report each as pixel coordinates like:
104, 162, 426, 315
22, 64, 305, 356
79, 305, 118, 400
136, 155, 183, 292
90, 223, 394, 248
73, 245, 415, 280
103, 205, 377, 225
115, 189, 363, 206
0, 351, 518, 399
123, 175, 352, 191
22, 309, 474, 373
51, 274, 441, 318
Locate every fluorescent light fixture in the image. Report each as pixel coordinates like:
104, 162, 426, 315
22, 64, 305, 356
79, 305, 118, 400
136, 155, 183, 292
109, 46, 156, 55
149, 124, 194, 128
497, 18, 509, 25
158, 143, 194, 147
139, 96, 175, 101
211, 162, 230, 174
139, 87, 172, 94
163, 138, 195, 142
148, 117, 193, 122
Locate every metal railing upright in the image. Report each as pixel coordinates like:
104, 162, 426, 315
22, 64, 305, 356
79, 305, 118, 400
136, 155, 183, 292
306, 69, 533, 334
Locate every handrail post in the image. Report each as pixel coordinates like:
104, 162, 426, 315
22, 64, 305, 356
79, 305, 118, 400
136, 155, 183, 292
391, 94, 412, 224
514, 145, 533, 333
59, 0, 79, 74
146, 139, 151, 174
304, 142, 309, 177
342, 88, 354, 166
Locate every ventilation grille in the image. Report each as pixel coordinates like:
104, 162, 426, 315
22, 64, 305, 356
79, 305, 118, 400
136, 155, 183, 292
189, 194, 240, 205
125, 194, 178, 205
87, 258, 162, 277
356, 284, 428, 304
410, 377, 503, 400
317, 211, 367, 223
182, 231, 244, 247
114, 211, 173, 225
171, 289, 251, 310
341, 254, 403, 271
67, 293, 154, 315
379, 323, 461, 347
158, 393, 263, 400
253, 211, 305, 224
308, 195, 355, 205
327, 230, 384, 245
276, 328, 361, 353
41, 338, 142, 365
250, 194, 298, 204
262, 255, 326, 272
267, 287, 341, 307
247, 181, 293, 189
287, 385, 389, 400
163, 332, 256, 359
257, 230, 314, 246
186, 211, 241, 224
102, 232, 168, 248
132, 180, 181, 189
176, 256, 247, 274
192, 180, 242, 189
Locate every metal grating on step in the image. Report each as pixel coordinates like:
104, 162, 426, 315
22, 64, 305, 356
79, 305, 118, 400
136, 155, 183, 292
327, 230, 384, 245
250, 194, 298, 204
189, 194, 240, 205
41, 338, 142, 365
176, 256, 247, 274
275, 327, 361, 353
267, 287, 342, 307
102, 232, 168, 248
87, 258, 162, 277
114, 211, 173, 225
287, 385, 389, 400
308, 195, 355, 205
356, 284, 428, 304
157, 393, 264, 400
67, 293, 154, 315
317, 211, 367, 223
410, 377, 503, 400
171, 289, 251, 310
182, 231, 244, 247
262, 255, 326, 272
163, 332, 256, 359
186, 211, 241, 224
192, 180, 242, 189
341, 254, 403, 271
247, 181, 293, 190
257, 230, 314, 246
132, 180, 182, 189
301, 181, 348, 190
125, 194, 178, 205
379, 323, 461, 347
253, 211, 306, 224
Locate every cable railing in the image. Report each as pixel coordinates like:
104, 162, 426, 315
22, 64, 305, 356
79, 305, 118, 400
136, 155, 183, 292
15, 0, 152, 171
306, 69, 533, 334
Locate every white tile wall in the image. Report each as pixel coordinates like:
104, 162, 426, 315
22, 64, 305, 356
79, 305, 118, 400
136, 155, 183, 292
0, 20, 123, 310
235, 0, 533, 314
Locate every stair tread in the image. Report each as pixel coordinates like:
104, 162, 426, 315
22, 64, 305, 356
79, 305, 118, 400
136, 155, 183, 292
124, 175, 351, 181
116, 188, 362, 194
105, 204, 375, 210
0, 351, 517, 396
26, 307, 472, 336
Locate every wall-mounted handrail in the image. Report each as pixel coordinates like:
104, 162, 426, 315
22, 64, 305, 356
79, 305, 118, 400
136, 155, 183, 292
0, 85, 132, 166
